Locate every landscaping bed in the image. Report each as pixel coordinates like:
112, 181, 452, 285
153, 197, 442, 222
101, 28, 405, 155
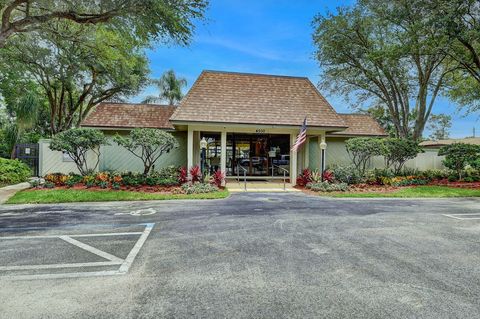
7, 188, 229, 204
296, 166, 480, 198
9, 166, 229, 204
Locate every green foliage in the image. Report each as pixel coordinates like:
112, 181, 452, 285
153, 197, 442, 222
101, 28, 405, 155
181, 183, 219, 194
49, 128, 107, 175
2, 23, 150, 134
152, 165, 180, 180
312, 0, 450, 139
114, 129, 179, 175
382, 139, 423, 174
306, 182, 349, 192
438, 143, 480, 179
418, 169, 449, 181
0, 158, 31, 186
345, 138, 384, 176
427, 114, 452, 140
143, 70, 187, 105
0, 1, 208, 48
329, 165, 363, 185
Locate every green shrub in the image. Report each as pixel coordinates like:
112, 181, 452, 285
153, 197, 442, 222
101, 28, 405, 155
397, 167, 421, 177
306, 182, 349, 192
49, 128, 107, 175
152, 166, 180, 180
392, 178, 428, 187
114, 129, 178, 175
43, 181, 55, 189
382, 139, 422, 174
419, 169, 449, 181
181, 183, 218, 194
438, 143, 480, 180
448, 174, 458, 182
0, 158, 31, 186
345, 137, 384, 176
329, 165, 362, 185
121, 173, 144, 186
157, 177, 179, 187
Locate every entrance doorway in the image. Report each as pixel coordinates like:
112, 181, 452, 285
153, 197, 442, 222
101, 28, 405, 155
199, 133, 290, 179
228, 133, 290, 177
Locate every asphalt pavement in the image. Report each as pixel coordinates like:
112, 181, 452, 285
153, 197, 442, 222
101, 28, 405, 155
1, 193, 480, 318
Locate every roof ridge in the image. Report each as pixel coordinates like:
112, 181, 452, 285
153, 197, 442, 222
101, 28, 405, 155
202, 69, 308, 80
100, 102, 174, 107
338, 113, 372, 116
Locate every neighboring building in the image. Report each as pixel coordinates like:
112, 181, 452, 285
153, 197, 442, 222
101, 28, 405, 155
40, 70, 391, 183
420, 137, 480, 149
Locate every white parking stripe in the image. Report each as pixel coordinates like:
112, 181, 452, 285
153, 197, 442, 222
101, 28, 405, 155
443, 213, 480, 220
0, 261, 122, 271
0, 223, 154, 280
59, 236, 123, 262
0, 232, 143, 240
118, 223, 154, 273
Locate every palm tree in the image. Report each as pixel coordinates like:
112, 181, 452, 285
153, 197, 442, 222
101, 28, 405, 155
7, 93, 40, 158
142, 70, 187, 105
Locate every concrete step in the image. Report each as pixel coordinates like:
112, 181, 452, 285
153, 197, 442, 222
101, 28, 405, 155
226, 182, 300, 192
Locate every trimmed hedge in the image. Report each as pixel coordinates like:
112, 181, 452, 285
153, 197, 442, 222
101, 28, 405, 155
0, 158, 31, 186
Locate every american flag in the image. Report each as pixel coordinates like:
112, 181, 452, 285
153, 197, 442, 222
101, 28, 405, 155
291, 117, 307, 152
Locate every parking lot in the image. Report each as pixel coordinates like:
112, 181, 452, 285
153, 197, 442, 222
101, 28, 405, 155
1, 193, 480, 318
0, 223, 153, 280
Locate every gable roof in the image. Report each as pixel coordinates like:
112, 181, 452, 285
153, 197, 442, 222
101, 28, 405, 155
170, 70, 347, 129
81, 103, 175, 129
330, 114, 387, 137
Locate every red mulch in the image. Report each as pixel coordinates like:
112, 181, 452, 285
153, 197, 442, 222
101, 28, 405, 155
428, 179, 480, 189
298, 180, 480, 195
28, 184, 183, 194
28, 184, 226, 193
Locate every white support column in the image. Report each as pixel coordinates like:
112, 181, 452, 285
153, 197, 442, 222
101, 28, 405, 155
304, 136, 310, 169
220, 130, 227, 186
187, 127, 194, 169
290, 133, 298, 185
319, 133, 327, 175
193, 131, 200, 166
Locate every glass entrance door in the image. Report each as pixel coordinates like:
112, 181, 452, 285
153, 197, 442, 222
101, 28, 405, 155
228, 134, 290, 177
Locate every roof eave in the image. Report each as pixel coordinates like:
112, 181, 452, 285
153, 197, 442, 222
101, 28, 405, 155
170, 119, 348, 131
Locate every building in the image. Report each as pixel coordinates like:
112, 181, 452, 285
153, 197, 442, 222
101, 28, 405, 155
40, 70, 388, 184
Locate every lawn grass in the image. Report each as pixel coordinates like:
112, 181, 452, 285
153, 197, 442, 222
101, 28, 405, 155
6, 188, 230, 204
329, 186, 480, 198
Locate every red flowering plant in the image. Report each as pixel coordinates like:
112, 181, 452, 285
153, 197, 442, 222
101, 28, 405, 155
178, 167, 188, 184
322, 170, 334, 183
189, 165, 202, 183
210, 170, 225, 187
296, 168, 313, 186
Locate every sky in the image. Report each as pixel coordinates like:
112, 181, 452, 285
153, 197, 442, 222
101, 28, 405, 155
135, 0, 478, 138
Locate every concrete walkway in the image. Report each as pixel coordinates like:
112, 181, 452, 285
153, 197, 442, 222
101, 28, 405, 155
0, 182, 30, 204
227, 181, 300, 192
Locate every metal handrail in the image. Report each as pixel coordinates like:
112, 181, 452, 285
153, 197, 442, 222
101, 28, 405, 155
271, 164, 289, 191
237, 164, 247, 191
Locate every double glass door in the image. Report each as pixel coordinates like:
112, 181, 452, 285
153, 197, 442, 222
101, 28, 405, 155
227, 134, 290, 177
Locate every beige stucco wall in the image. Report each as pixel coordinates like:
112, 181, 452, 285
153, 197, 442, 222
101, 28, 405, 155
308, 136, 445, 171
39, 132, 187, 176
39, 139, 100, 176
99, 131, 187, 172
39, 132, 445, 176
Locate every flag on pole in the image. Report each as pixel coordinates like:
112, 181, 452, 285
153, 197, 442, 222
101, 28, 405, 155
291, 117, 307, 152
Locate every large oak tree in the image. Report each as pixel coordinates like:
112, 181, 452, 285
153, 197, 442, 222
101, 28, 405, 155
313, 0, 454, 140
0, 0, 208, 47
1, 22, 150, 134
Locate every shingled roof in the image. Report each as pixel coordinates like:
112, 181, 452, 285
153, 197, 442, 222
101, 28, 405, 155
330, 114, 387, 137
170, 70, 347, 129
81, 103, 175, 129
